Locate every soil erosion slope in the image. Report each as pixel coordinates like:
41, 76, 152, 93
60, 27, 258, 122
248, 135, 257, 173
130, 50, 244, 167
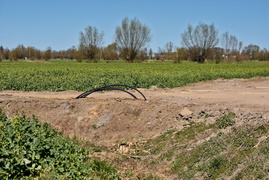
0, 77, 268, 146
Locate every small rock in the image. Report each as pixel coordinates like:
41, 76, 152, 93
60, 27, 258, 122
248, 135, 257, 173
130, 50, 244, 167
179, 108, 193, 117
77, 116, 84, 122
200, 110, 206, 114
211, 111, 221, 117
118, 144, 129, 154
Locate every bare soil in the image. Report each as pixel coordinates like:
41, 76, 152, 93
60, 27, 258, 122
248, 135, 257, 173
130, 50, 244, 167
1, 77, 268, 146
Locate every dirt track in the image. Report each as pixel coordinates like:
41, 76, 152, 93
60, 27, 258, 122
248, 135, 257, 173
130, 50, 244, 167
0, 77, 268, 146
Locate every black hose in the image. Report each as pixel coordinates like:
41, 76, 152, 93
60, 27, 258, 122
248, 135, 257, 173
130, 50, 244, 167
75, 84, 147, 100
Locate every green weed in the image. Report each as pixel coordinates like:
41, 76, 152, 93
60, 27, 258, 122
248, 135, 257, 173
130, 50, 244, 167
92, 124, 97, 129
216, 112, 235, 129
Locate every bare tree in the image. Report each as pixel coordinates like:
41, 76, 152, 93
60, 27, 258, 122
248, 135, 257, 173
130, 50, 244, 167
149, 48, 153, 59
79, 26, 104, 60
0, 46, 4, 60
229, 35, 238, 54
43, 47, 52, 61
238, 41, 243, 53
181, 23, 219, 63
66, 46, 77, 60
163, 42, 175, 60
221, 32, 242, 55
243, 44, 260, 60
155, 47, 165, 60
115, 17, 151, 62
221, 32, 229, 55
165, 41, 174, 54
103, 43, 118, 60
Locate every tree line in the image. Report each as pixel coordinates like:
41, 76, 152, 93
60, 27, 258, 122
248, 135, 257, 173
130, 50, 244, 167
1, 17, 269, 63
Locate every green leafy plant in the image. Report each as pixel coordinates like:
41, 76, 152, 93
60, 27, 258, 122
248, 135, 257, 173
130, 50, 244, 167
0, 109, 120, 179
216, 112, 235, 129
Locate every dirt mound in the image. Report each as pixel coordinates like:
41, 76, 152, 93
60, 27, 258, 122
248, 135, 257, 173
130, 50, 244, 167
0, 77, 268, 147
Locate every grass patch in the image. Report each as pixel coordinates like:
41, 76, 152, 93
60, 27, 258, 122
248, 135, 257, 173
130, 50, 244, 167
84, 142, 109, 153
140, 118, 269, 179
216, 112, 235, 129
146, 129, 176, 155
174, 122, 217, 143
232, 129, 258, 151
172, 132, 227, 176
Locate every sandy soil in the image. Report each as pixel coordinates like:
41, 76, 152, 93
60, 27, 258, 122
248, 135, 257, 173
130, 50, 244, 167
0, 77, 268, 146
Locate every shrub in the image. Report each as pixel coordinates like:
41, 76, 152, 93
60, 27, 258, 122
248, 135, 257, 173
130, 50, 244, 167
0, 109, 119, 179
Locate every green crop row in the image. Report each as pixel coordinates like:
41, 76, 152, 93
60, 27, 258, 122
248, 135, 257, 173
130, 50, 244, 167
0, 61, 268, 92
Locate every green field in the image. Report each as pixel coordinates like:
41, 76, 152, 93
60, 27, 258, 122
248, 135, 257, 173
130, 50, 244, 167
0, 61, 269, 91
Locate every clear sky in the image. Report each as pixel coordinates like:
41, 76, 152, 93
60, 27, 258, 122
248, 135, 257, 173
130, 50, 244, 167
0, 0, 268, 52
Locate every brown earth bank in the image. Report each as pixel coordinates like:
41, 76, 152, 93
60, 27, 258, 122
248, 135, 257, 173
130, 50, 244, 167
1, 77, 269, 178
1, 77, 268, 143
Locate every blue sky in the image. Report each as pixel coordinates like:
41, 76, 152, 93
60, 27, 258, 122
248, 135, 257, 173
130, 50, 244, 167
0, 0, 268, 52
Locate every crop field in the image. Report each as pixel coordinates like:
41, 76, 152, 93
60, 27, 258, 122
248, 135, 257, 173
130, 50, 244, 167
0, 61, 269, 92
